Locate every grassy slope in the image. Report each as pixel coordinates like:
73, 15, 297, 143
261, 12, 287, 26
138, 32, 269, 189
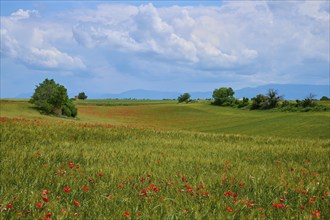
1, 100, 329, 139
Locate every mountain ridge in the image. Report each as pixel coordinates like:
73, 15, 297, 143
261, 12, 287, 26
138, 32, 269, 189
14, 84, 329, 100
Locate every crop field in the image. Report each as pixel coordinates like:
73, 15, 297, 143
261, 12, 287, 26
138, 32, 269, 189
1, 100, 330, 219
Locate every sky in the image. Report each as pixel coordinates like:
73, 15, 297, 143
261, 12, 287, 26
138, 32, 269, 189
1, 0, 329, 98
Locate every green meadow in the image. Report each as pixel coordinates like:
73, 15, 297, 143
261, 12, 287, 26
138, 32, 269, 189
0, 100, 329, 219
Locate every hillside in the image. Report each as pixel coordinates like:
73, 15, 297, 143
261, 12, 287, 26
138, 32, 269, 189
1, 100, 329, 139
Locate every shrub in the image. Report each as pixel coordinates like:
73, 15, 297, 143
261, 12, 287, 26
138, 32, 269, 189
178, 93, 191, 103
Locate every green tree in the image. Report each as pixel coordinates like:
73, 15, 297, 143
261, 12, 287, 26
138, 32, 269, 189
78, 92, 88, 100
301, 93, 316, 108
177, 93, 191, 103
320, 96, 329, 101
266, 89, 283, 109
251, 94, 268, 110
212, 87, 235, 106
30, 78, 77, 117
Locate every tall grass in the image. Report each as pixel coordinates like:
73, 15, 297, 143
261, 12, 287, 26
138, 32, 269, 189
1, 118, 329, 219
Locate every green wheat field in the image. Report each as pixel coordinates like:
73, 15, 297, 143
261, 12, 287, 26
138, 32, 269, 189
1, 99, 329, 219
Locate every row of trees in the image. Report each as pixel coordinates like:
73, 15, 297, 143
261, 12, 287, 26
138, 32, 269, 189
178, 87, 329, 111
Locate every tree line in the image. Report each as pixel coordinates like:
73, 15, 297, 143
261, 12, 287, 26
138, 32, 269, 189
29, 78, 329, 118
178, 87, 329, 111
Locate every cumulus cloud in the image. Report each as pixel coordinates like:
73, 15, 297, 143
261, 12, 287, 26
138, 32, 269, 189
1, 1, 329, 88
1, 9, 85, 71
10, 9, 39, 20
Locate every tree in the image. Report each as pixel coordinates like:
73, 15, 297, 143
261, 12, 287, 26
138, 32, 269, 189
78, 92, 88, 100
212, 87, 235, 106
29, 78, 77, 117
320, 96, 329, 101
266, 89, 283, 109
301, 93, 316, 108
250, 89, 283, 110
251, 94, 268, 110
177, 93, 191, 103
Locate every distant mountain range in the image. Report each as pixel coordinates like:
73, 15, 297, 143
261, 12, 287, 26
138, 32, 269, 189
15, 84, 329, 100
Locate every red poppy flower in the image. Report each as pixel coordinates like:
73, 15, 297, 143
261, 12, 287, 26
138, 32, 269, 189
272, 203, 284, 209
42, 197, 49, 202
137, 211, 142, 216
68, 162, 74, 169
301, 190, 307, 195
123, 211, 131, 217
227, 207, 233, 212
312, 210, 321, 219
64, 187, 71, 192
36, 202, 43, 209
239, 183, 245, 187
98, 173, 103, 177
82, 186, 89, 191
7, 204, 13, 209
300, 206, 305, 210
74, 200, 80, 207
280, 198, 285, 203
308, 197, 314, 204
140, 189, 147, 196
147, 184, 155, 190
47, 212, 52, 217
42, 189, 49, 195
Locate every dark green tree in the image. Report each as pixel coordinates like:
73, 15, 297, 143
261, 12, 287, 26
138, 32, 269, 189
266, 89, 283, 109
30, 78, 77, 117
320, 96, 329, 101
177, 93, 191, 103
78, 92, 88, 100
301, 93, 317, 107
212, 87, 235, 106
250, 94, 268, 110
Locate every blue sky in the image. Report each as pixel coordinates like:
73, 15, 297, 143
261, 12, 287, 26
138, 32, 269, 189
1, 0, 329, 98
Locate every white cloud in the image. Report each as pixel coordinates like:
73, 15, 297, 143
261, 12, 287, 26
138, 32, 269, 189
10, 9, 39, 20
1, 11, 86, 71
25, 47, 85, 70
1, 1, 329, 90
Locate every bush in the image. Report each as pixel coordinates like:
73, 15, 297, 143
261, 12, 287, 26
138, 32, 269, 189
63, 100, 78, 117
178, 93, 191, 103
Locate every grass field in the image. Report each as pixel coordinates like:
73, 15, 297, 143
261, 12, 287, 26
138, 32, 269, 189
0, 99, 329, 219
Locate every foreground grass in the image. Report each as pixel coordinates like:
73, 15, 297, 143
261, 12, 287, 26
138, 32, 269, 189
1, 118, 329, 219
